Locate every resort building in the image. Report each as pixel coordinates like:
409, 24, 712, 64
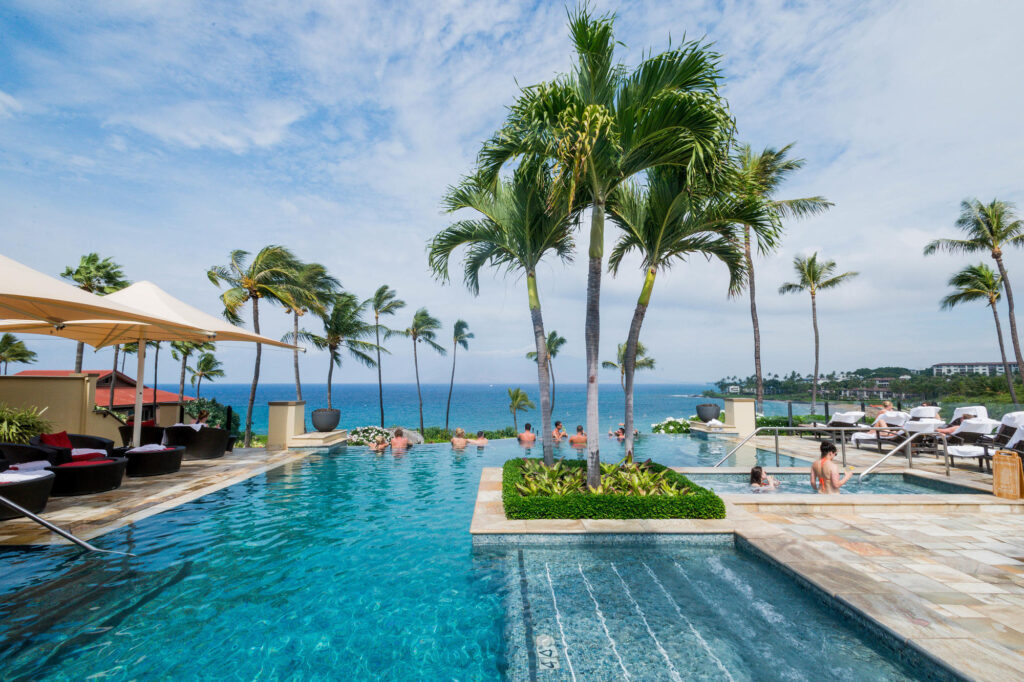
929, 361, 1017, 376
13, 370, 190, 421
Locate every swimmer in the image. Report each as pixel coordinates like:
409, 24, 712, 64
810, 441, 852, 494
749, 466, 778, 488
369, 435, 388, 453
451, 427, 469, 449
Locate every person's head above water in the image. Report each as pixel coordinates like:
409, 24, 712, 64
554, 421, 562, 429
576, 425, 584, 433
476, 430, 485, 438
750, 466, 765, 484
523, 423, 532, 432
454, 427, 465, 438
820, 441, 837, 458
394, 428, 403, 437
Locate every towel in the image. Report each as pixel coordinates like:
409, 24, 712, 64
8, 460, 51, 472
130, 443, 170, 453
71, 448, 107, 458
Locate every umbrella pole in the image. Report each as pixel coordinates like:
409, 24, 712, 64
133, 339, 146, 447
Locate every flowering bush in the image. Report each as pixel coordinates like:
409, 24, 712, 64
348, 426, 391, 445
651, 417, 691, 434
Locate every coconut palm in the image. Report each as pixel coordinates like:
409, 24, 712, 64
170, 341, 216, 403
444, 320, 474, 432
0, 333, 36, 375
608, 168, 776, 455
207, 246, 300, 446
282, 263, 340, 401
507, 387, 535, 432
526, 331, 566, 419
941, 264, 1019, 404
603, 342, 657, 389
370, 285, 406, 428
429, 162, 576, 466
925, 199, 1024, 378
303, 293, 378, 410
401, 308, 445, 436
731, 144, 833, 412
478, 7, 732, 487
61, 253, 128, 372
779, 253, 859, 414
188, 352, 225, 399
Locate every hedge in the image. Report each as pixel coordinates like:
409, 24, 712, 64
502, 458, 726, 520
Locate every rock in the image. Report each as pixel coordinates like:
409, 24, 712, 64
387, 427, 424, 445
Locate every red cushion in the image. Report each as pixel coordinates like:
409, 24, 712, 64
57, 459, 114, 468
40, 431, 73, 449
71, 451, 106, 462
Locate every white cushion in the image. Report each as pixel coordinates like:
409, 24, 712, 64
952, 406, 988, 422
1000, 411, 1024, 429
954, 417, 1000, 436
947, 445, 987, 459
830, 411, 864, 425
904, 419, 943, 433
72, 448, 106, 458
129, 443, 168, 453
7, 460, 51, 472
910, 406, 941, 419
874, 411, 909, 427
0, 470, 53, 483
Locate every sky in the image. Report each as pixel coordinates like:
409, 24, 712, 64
2, 0, 1024, 386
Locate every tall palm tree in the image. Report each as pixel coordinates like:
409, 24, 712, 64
444, 320, 474, 432
526, 331, 566, 419
370, 285, 406, 428
208, 246, 300, 446
603, 342, 657, 389
779, 253, 858, 414
941, 264, 1019, 404
925, 199, 1024, 378
282, 263, 340, 401
61, 253, 128, 372
402, 308, 445, 436
170, 341, 216, 403
478, 7, 732, 487
302, 292, 378, 410
0, 333, 36, 374
429, 162, 576, 466
731, 144, 833, 412
608, 168, 775, 455
507, 388, 535, 432
189, 352, 225, 398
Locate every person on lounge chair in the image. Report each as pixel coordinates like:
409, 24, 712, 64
937, 414, 974, 436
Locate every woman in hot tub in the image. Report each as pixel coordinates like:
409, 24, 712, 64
749, 466, 779, 489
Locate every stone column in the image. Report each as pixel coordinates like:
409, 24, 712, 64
267, 401, 306, 450
725, 398, 756, 439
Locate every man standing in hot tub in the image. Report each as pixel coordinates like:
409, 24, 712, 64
810, 441, 853, 494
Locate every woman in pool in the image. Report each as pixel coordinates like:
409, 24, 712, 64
369, 435, 388, 453
749, 466, 779, 488
451, 427, 469, 449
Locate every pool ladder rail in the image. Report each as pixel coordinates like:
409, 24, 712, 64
0, 494, 135, 556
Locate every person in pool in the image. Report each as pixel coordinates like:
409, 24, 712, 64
810, 441, 852, 494
472, 430, 488, 446
390, 428, 410, 451
518, 423, 537, 444
451, 427, 469, 449
369, 435, 388, 453
608, 427, 625, 440
749, 466, 778, 488
568, 425, 587, 445
552, 421, 567, 441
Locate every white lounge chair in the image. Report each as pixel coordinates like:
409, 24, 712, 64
946, 411, 1024, 472
951, 405, 988, 422
908, 405, 941, 420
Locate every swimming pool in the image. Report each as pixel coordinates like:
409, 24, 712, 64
686, 472, 988, 495
0, 436, 938, 680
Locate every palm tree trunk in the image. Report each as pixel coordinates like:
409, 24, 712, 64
991, 300, 1019, 405
527, 273, 554, 466
110, 345, 119, 412
512, 408, 518, 433
810, 292, 819, 415
326, 353, 335, 410
549, 358, 556, 420
245, 296, 261, 447
744, 229, 764, 413
74, 341, 84, 373
197, 374, 203, 399
177, 351, 187, 404
623, 267, 656, 460
293, 311, 303, 401
445, 342, 457, 432
376, 313, 385, 428
413, 338, 424, 435
994, 255, 1024, 379
585, 200, 605, 489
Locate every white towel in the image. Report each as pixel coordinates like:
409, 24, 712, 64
72, 448, 107, 458
8, 460, 51, 472
947, 445, 987, 459
0, 470, 52, 482
705, 418, 723, 426
129, 443, 169, 453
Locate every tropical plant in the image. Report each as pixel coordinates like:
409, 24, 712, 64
61, 253, 129, 372
184, 397, 240, 437
651, 417, 691, 434
602, 342, 657, 389
170, 341, 216, 403
779, 253, 859, 414
526, 330, 566, 419
188, 351, 225, 398
401, 308, 445, 435
304, 292, 378, 410
0, 333, 37, 375
925, 199, 1024, 379
941, 263, 1019, 405
477, 7, 733, 487
507, 387, 535, 432
369, 285, 406, 428
444, 320, 473, 431
0, 403, 51, 444
731, 144, 833, 411
348, 425, 392, 446
282, 262, 340, 401
207, 246, 300, 446
429, 161, 576, 465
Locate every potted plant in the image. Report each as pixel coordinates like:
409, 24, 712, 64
695, 403, 721, 423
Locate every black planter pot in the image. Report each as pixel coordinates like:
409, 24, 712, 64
696, 403, 721, 423
311, 408, 341, 432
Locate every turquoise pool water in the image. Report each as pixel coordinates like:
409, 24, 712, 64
0, 436, 934, 680
687, 472, 987, 495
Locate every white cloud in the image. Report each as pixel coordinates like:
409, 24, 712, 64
0, 89, 22, 117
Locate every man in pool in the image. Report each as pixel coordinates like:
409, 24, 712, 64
390, 428, 410, 451
568, 425, 587, 445
518, 423, 536, 444
472, 430, 488, 446
552, 421, 567, 440
810, 441, 852, 494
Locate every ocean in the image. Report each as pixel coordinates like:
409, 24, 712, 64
162, 382, 813, 434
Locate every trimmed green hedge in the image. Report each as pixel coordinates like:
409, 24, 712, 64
502, 458, 726, 520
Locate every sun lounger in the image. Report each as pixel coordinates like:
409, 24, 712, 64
164, 426, 230, 459
0, 442, 126, 496
0, 469, 54, 520
951, 405, 988, 422
118, 425, 166, 447
946, 412, 1024, 472
908, 406, 941, 421
112, 445, 185, 477
801, 411, 865, 442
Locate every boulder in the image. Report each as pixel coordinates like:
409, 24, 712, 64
388, 427, 424, 445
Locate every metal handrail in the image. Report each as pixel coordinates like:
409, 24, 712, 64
0, 494, 134, 556
859, 431, 951, 480
712, 425, 868, 467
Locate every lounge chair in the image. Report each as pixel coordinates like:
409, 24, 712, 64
850, 410, 911, 452
164, 426, 230, 459
908, 405, 941, 421
802, 411, 866, 442
951, 405, 988, 422
0, 469, 55, 519
0, 442, 126, 496
118, 425, 166, 448
113, 445, 185, 477
29, 432, 115, 461
946, 412, 1024, 472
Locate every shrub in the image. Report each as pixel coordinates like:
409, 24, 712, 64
651, 417, 690, 434
184, 397, 241, 437
0, 403, 51, 444
503, 458, 726, 520
349, 426, 391, 445
421, 425, 518, 443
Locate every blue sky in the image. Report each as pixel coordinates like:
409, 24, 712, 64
2, 1, 1024, 385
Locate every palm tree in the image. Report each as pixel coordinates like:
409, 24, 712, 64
208, 246, 300, 446
507, 388, 535, 432
282, 263, 340, 401
304, 293, 379, 410
0, 333, 36, 374
444, 320, 474, 432
603, 342, 657, 389
779, 253, 858, 414
526, 331, 566, 419
925, 199, 1024, 378
941, 264, 1019, 404
61, 253, 128, 372
731, 144, 833, 412
478, 7, 732, 487
189, 352, 225, 398
429, 162, 576, 466
369, 285, 406, 428
402, 308, 445, 435
170, 341, 216, 403
608, 168, 775, 455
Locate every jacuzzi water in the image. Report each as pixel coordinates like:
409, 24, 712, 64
0, 436, 933, 680
686, 472, 987, 495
